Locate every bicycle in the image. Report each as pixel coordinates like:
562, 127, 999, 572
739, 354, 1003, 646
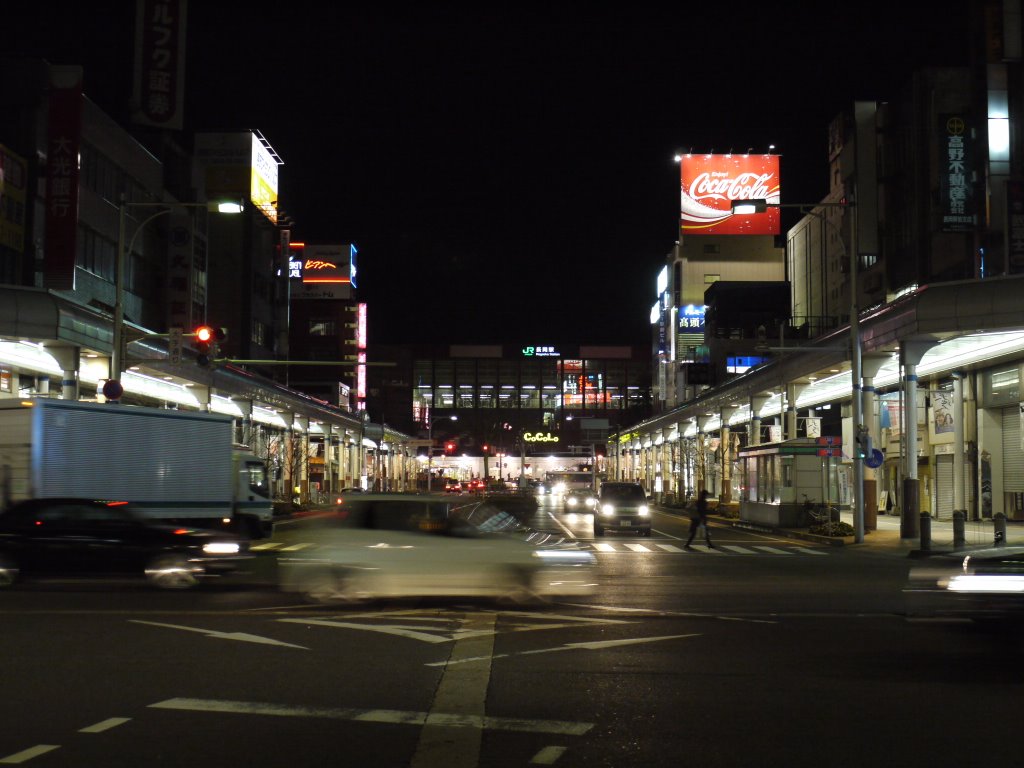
801, 494, 838, 525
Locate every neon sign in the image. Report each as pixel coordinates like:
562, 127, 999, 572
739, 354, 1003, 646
523, 432, 559, 443
523, 345, 560, 357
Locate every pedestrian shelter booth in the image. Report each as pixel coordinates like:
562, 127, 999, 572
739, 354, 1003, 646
738, 438, 846, 527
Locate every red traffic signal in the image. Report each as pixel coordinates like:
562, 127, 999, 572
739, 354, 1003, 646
193, 326, 226, 367
445, 441, 456, 454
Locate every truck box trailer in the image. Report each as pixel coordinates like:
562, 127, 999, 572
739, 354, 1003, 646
0, 399, 273, 538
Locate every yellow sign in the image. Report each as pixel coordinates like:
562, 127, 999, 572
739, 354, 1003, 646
523, 432, 559, 443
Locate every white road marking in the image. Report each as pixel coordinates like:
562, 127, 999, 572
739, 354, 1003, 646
129, 620, 309, 649
411, 612, 495, 768
753, 546, 793, 555
280, 618, 455, 644
719, 545, 757, 554
623, 543, 651, 552
279, 542, 315, 551
655, 543, 684, 552
592, 543, 616, 552
148, 698, 593, 736
79, 718, 130, 733
531, 746, 568, 764
545, 510, 577, 539
0, 745, 60, 764
429, 633, 701, 666
250, 541, 282, 551
795, 547, 829, 555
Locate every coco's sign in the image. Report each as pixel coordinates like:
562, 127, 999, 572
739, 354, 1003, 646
523, 432, 559, 443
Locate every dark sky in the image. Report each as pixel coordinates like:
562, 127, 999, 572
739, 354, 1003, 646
10, 2, 972, 346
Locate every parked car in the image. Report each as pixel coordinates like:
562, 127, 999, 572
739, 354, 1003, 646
278, 493, 596, 605
594, 482, 651, 536
0, 498, 251, 589
905, 545, 1024, 624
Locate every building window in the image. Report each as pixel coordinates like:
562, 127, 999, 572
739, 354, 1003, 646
704, 273, 720, 284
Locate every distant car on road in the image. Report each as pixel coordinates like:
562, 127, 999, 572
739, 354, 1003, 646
0, 498, 251, 589
444, 479, 463, 494
595, 482, 651, 537
562, 488, 598, 514
278, 493, 596, 605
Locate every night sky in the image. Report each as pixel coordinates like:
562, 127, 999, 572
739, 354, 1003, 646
9, 2, 972, 346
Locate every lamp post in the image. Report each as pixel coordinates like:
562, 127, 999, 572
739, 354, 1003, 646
112, 197, 243, 385
732, 197, 864, 543
426, 414, 457, 492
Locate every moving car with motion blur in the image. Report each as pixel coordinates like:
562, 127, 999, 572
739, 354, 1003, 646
905, 545, 1024, 624
278, 493, 596, 605
0, 498, 251, 589
594, 482, 652, 537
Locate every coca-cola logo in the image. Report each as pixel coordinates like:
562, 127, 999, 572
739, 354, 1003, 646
689, 172, 776, 202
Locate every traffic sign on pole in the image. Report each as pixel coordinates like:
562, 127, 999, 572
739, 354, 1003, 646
168, 326, 183, 364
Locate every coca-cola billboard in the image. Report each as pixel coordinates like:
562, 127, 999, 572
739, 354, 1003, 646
680, 154, 781, 235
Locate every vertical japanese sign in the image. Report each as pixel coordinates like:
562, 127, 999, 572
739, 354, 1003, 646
1007, 180, 1024, 274
356, 303, 367, 402
133, 0, 187, 130
938, 115, 976, 233
0, 144, 27, 254
44, 66, 83, 291
166, 209, 194, 331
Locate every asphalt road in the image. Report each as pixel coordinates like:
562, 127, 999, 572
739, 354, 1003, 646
1, 495, 1021, 767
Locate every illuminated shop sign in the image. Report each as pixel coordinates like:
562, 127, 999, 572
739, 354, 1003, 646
678, 305, 706, 330
523, 345, 559, 357
939, 115, 976, 233
680, 153, 780, 235
195, 131, 280, 224
523, 432, 559, 443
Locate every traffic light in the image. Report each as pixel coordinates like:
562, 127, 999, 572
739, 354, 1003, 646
193, 326, 226, 367
445, 441, 456, 455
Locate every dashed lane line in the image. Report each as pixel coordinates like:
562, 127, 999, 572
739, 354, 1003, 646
0, 745, 60, 764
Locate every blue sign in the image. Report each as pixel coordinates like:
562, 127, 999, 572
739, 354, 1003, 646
678, 304, 705, 331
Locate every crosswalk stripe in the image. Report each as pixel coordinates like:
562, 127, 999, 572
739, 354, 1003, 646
251, 542, 283, 551
655, 543, 684, 553
794, 547, 829, 555
719, 545, 757, 554
623, 543, 652, 552
280, 542, 315, 551
752, 546, 793, 554
592, 543, 616, 552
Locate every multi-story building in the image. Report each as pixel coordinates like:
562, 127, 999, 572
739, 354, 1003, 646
0, 59, 404, 501
618, 1, 1024, 534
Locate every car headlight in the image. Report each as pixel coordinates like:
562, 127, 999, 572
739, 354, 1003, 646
566, 497, 578, 507
203, 541, 241, 555
638, 505, 650, 516
585, 497, 597, 508
601, 504, 615, 516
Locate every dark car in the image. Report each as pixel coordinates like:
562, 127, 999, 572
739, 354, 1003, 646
905, 545, 1024, 624
594, 482, 651, 536
0, 498, 252, 590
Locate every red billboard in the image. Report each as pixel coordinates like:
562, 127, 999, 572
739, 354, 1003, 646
680, 154, 781, 235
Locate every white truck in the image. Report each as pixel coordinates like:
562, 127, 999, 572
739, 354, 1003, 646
0, 398, 273, 539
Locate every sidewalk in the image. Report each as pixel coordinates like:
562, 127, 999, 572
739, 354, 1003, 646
658, 503, 1024, 558
745, 510, 1024, 557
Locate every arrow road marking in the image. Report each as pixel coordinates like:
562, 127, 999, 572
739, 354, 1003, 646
426, 633, 701, 666
130, 620, 309, 649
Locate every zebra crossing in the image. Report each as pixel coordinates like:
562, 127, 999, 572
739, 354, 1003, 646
251, 540, 828, 556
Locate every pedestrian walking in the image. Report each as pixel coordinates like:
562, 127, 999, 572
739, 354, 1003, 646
686, 489, 713, 548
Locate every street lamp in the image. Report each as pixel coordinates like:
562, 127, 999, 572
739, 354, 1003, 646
731, 197, 864, 543
111, 197, 244, 385
426, 414, 457, 492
